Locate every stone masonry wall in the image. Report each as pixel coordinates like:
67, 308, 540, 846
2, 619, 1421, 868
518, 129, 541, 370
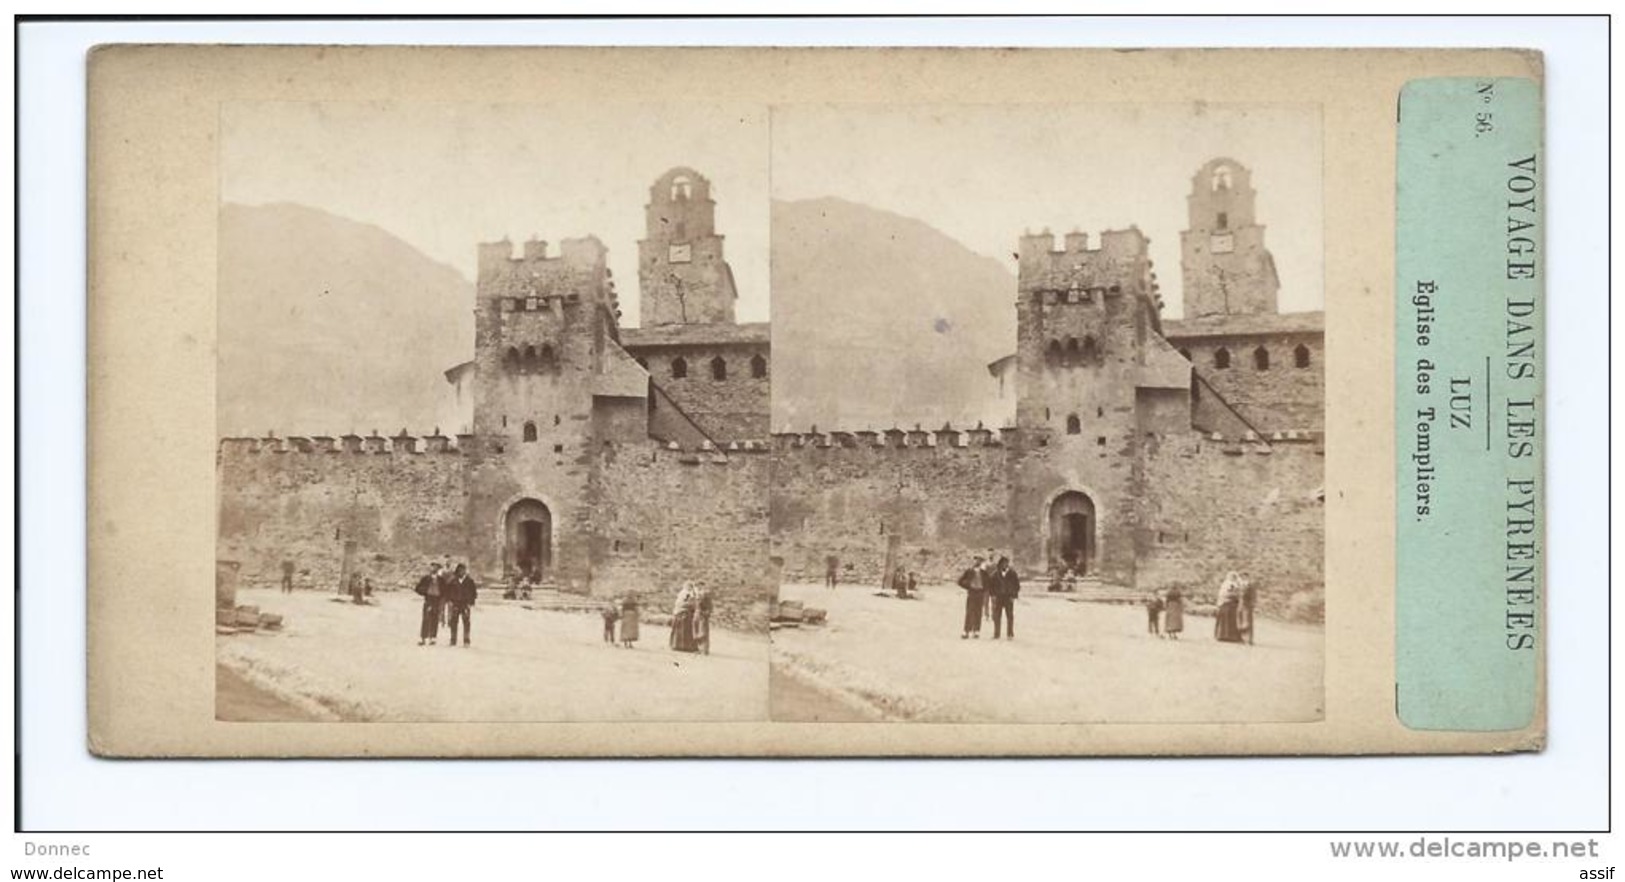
1137, 431, 1324, 607
594, 442, 772, 630
1178, 334, 1324, 432
769, 431, 1011, 586
637, 345, 771, 441
217, 435, 470, 593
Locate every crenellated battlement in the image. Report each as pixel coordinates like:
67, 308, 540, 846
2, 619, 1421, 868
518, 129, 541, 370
219, 431, 474, 457
478, 235, 608, 273
1155, 428, 1325, 459
1018, 226, 1151, 293
770, 426, 1014, 452
649, 438, 772, 464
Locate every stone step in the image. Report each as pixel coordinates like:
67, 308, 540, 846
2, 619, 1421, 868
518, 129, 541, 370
1030, 580, 1146, 605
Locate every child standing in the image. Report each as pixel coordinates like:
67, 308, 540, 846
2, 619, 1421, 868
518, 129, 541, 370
601, 602, 620, 645
1146, 591, 1164, 637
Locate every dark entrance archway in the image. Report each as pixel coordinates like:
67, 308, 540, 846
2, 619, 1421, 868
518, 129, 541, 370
504, 498, 553, 580
1048, 491, 1097, 575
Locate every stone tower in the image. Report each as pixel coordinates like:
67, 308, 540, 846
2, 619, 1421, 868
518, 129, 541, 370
1179, 158, 1280, 319
467, 234, 616, 585
638, 167, 739, 326
1009, 228, 1161, 584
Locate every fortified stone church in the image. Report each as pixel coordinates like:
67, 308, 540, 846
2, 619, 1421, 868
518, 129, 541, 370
217, 159, 1324, 624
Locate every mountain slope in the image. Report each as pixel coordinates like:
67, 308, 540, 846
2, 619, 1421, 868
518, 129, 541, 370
217, 203, 474, 436
771, 197, 1015, 431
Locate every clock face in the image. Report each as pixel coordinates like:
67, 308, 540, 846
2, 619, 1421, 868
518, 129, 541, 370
668, 243, 692, 264
1210, 232, 1235, 254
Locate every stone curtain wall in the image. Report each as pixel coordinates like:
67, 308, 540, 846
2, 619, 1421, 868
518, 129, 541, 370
1181, 335, 1325, 432
594, 442, 772, 630
217, 436, 470, 593
1137, 432, 1324, 609
637, 345, 771, 441
769, 431, 1012, 586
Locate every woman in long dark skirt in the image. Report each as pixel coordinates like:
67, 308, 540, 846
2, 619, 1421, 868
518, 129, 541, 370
1215, 572, 1244, 643
670, 582, 699, 653
620, 595, 641, 648
1163, 586, 1184, 640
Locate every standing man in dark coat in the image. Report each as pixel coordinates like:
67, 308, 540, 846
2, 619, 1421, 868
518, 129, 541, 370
445, 563, 478, 648
958, 555, 987, 639
989, 556, 1021, 640
414, 562, 443, 646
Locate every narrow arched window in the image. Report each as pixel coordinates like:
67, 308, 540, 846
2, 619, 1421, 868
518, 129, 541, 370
1253, 346, 1270, 371
1294, 344, 1311, 369
539, 344, 557, 372
1065, 337, 1080, 362
1046, 340, 1063, 362
522, 421, 538, 442
711, 355, 727, 381
1214, 347, 1231, 370
1065, 414, 1081, 435
505, 347, 520, 371
671, 356, 688, 379
750, 353, 768, 379
1081, 336, 1099, 362
522, 344, 537, 371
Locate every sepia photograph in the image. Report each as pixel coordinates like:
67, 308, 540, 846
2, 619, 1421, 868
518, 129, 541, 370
766, 104, 1327, 723
212, 101, 775, 722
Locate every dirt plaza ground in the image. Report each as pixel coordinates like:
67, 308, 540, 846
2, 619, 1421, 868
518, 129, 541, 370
771, 581, 1323, 724
217, 587, 769, 722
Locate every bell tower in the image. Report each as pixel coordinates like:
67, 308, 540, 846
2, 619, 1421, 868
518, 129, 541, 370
1179, 158, 1280, 319
638, 167, 738, 326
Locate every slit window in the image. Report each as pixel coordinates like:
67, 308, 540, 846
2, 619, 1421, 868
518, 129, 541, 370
1294, 344, 1311, 369
750, 353, 768, 379
1214, 347, 1231, 370
711, 355, 727, 381
1253, 346, 1270, 371
671, 356, 688, 379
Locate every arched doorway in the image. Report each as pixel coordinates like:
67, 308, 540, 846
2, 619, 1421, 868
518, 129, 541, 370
1048, 491, 1096, 575
504, 498, 553, 580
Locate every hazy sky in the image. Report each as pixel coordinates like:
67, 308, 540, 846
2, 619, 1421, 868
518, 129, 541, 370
223, 101, 1321, 324
222, 101, 772, 325
772, 103, 1323, 318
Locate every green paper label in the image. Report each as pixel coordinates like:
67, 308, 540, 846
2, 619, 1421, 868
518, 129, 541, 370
1396, 77, 1542, 731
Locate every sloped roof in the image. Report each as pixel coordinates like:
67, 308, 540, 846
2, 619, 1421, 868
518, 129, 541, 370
1139, 335, 1193, 390
443, 359, 476, 384
1162, 310, 1324, 340
593, 340, 652, 398
619, 321, 770, 349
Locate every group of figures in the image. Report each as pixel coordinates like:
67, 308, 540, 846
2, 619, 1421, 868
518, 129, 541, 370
280, 558, 378, 604
1144, 570, 1257, 645
412, 561, 479, 647
955, 554, 1022, 640
599, 581, 714, 655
